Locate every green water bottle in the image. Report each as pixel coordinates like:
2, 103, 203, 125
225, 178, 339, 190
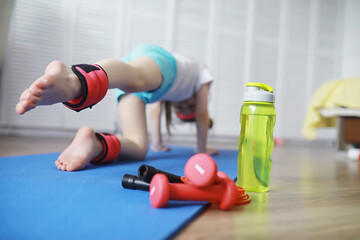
236, 82, 276, 192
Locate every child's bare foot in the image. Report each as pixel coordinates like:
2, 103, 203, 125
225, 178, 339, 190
16, 60, 82, 115
55, 126, 103, 172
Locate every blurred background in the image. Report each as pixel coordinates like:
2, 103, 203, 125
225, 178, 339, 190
0, 0, 359, 145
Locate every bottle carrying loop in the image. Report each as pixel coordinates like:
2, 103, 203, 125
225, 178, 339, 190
246, 82, 274, 93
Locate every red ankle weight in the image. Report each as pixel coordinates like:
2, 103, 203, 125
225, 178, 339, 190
63, 64, 108, 112
91, 133, 121, 164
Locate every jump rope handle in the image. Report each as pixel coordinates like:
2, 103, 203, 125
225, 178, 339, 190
122, 174, 150, 191
137, 164, 183, 183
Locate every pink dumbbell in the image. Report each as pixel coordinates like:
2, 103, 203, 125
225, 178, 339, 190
184, 153, 226, 188
150, 173, 237, 210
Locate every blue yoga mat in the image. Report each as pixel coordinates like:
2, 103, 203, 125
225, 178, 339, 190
0, 146, 238, 240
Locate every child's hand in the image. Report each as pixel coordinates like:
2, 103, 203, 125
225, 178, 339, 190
151, 143, 171, 152
206, 148, 219, 155
196, 148, 219, 155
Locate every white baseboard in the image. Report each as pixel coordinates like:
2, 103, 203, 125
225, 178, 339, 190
0, 126, 335, 148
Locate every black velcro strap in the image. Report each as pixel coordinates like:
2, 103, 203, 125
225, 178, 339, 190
90, 133, 109, 164
62, 64, 91, 111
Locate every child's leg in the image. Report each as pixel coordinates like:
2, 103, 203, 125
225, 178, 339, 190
16, 57, 162, 115
55, 126, 104, 171
55, 95, 148, 171
116, 94, 148, 160
16, 60, 82, 114
96, 57, 162, 92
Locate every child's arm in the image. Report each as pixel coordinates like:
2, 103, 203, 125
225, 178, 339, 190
150, 101, 170, 152
195, 83, 219, 155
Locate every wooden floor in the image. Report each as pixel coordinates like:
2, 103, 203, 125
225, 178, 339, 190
1, 135, 360, 240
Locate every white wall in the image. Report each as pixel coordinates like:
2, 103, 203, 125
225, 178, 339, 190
0, 0, 14, 68
341, 0, 360, 77
0, 0, 346, 141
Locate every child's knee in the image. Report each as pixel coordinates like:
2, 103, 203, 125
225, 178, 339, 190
124, 139, 148, 160
135, 145, 148, 160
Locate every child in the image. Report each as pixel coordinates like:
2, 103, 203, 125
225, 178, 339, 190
15, 44, 218, 171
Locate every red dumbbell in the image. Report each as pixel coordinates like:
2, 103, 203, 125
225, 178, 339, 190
212, 171, 251, 205
150, 173, 237, 210
184, 153, 223, 188
184, 155, 252, 205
